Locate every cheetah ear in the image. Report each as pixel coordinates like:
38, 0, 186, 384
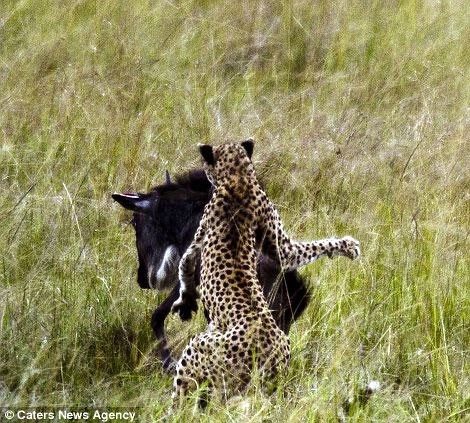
198, 144, 215, 165
241, 138, 254, 159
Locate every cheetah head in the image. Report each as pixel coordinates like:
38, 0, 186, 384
198, 139, 255, 187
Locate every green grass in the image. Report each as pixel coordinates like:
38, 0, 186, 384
1, 0, 469, 421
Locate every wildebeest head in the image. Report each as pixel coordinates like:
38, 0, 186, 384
112, 170, 212, 289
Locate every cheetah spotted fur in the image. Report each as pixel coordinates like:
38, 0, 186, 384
171, 139, 360, 404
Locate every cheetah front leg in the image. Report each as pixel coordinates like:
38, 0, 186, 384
260, 200, 360, 271
171, 222, 205, 320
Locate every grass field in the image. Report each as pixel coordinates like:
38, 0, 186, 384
1, 0, 469, 421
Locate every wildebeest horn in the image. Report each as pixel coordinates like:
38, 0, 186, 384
112, 192, 152, 213
165, 170, 172, 185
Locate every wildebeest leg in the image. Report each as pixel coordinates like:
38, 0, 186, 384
151, 284, 180, 371
258, 256, 311, 334
277, 270, 311, 333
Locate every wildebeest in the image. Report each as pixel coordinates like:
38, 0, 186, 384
112, 170, 310, 370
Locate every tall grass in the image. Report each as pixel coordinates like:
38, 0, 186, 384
1, 0, 468, 420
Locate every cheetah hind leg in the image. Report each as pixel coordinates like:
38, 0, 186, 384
171, 378, 190, 409
171, 328, 255, 409
170, 379, 211, 411
171, 332, 220, 410
197, 383, 212, 409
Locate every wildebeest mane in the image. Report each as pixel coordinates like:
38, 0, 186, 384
149, 170, 213, 198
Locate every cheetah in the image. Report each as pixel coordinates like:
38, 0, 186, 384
171, 139, 360, 404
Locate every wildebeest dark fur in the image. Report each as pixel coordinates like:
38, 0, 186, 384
112, 170, 311, 370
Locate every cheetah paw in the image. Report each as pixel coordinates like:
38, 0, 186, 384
171, 293, 198, 321
341, 236, 361, 260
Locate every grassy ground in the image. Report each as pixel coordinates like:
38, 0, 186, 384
1, 0, 469, 421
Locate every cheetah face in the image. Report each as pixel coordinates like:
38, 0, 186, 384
199, 139, 255, 187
